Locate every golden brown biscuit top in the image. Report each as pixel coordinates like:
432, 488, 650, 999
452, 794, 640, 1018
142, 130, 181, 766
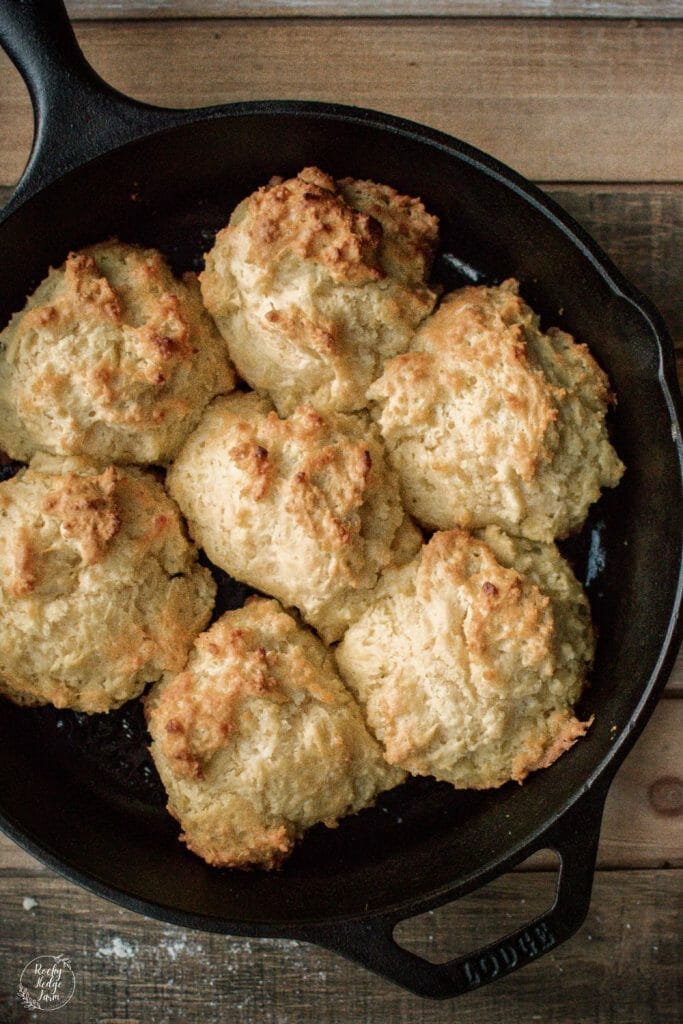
24, 246, 198, 391
0, 454, 216, 713
335, 526, 593, 789
420, 529, 556, 682
0, 240, 235, 464
150, 598, 350, 781
379, 278, 616, 485
229, 402, 376, 555
167, 391, 421, 643
176, 392, 398, 584
337, 176, 439, 284
199, 167, 439, 417
40, 466, 122, 566
425, 278, 613, 406
0, 456, 194, 602
235, 167, 385, 285
230, 166, 439, 290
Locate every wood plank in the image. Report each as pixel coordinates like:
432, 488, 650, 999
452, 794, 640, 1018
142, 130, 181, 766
545, 185, 682, 347
596, 699, 682, 870
62, 2, 683, 19
526, 697, 683, 869
0, 19, 680, 184
669, 648, 683, 694
1, 694, 680, 877
0, 869, 679, 1022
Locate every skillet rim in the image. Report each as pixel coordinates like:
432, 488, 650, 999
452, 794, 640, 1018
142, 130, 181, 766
0, 97, 681, 935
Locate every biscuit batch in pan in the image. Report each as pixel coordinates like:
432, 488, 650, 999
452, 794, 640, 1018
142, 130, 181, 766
0, 168, 624, 869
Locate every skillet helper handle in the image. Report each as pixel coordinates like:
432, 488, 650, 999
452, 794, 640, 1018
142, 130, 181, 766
311, 783, 608, 999
0, 0, 180, 206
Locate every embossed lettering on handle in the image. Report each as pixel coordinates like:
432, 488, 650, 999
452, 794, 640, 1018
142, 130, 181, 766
461, 920, 556, 989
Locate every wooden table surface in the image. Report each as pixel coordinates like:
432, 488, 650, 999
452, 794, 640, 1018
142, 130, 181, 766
0, 2, 681, 1022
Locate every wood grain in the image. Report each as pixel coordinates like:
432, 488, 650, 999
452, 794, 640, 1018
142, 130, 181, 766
0, 869, 679, 1023
596, 699, 682, 869
548, 185, 682, 347
0, 9, 679, 1022
0, 18, 680, 184
669, 649, 683, 694
62, 1, 683, 18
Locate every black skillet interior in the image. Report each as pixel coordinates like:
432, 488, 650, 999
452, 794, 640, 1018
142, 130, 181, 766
0, 111, 681, 945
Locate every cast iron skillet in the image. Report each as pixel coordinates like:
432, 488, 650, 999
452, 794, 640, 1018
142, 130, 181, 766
0, 0, 681, 1000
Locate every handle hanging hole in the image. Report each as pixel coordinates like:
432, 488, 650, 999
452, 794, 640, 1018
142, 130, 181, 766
393, 849, 561, 966
0, 56, 32, 194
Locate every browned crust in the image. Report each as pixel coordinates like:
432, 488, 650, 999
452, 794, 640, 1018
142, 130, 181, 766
147, 601, 341, 782
337, 175, 439, 284
236, 167, 385, 285
41, 465, 121, 565
6, 525, 39, 599
194, 398, 387, 583
0, 458, 215, 713
289, 438, 374, 554
414, 281, 562, 480
25, 248, 197, 386
228, 439, 273, 500
421, 529, 556, 681
510, 711, 593, 784
263, 304, 339, 355
180, 820, 294, 871
0, 241, 235, 463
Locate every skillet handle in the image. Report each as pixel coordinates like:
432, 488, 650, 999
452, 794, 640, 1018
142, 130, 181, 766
309, 782, 609, 999
0, 0, 187, 208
